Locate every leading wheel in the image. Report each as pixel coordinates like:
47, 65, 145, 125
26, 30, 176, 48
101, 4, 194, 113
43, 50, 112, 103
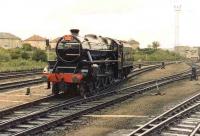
79, 83, 87, 99
52, 83, 59, 95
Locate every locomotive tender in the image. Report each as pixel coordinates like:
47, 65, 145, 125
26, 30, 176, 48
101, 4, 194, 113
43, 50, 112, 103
44, 29, 133, 98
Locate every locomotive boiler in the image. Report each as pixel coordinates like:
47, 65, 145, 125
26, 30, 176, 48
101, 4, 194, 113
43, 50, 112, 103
44, 29, 133, 98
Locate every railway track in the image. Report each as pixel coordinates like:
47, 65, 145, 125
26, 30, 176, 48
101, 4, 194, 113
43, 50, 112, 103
0, 62, 174, 81
0, 63, 163, 114
0, 63, 163, 115
0, 68, 43, 74
133, 61, 178, 68
0, 69, 42, 80
127, 81, 200, 136
0, 64, 191, 136
0, 78, 45, 92
0, 62, 161, 93
131, 61, 176, 76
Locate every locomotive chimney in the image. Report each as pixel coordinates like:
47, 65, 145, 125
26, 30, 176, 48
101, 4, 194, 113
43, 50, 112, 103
70, 29, 80, 36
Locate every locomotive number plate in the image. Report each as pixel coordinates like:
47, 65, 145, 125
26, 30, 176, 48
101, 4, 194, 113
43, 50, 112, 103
64, 35, 73, 41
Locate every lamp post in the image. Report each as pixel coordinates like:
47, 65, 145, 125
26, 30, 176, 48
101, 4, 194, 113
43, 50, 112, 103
46, 39, 50, 61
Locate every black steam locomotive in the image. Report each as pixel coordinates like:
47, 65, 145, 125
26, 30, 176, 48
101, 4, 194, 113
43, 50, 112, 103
44, 29, 133, 98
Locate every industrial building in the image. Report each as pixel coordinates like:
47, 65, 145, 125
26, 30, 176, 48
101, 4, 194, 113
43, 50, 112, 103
24, 35, 47, 50
0, 32, 22, 49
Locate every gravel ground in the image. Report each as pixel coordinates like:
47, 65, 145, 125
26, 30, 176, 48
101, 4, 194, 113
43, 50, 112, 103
0, 73, 51, 109
63, 80, 200, 136
0, 63, 193, 135
0, 84, 51, 109
39, 62, 196, 136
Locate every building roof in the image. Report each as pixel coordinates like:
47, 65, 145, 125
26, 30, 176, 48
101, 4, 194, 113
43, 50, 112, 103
128, 39, 140, 44
175, 45, 189, 48
51, 37, 61, 43
24, 35, 46, 41
0, 32, 21, 40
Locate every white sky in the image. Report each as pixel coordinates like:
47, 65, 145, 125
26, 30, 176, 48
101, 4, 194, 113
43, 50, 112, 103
0, 0, 199, 48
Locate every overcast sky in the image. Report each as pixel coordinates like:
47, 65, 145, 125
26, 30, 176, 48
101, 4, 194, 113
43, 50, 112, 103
0, 0, 199, 48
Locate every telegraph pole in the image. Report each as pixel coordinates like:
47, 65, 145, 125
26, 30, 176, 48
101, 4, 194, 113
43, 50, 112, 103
174, 0, 181, 62
174, 0, 181, 47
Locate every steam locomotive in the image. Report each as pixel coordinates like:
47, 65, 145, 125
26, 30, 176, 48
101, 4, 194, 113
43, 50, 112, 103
44, 29, 133, 98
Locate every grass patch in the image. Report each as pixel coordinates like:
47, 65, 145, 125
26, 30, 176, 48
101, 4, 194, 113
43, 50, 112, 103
0, 59, 46, 72
133, 48, 183, 61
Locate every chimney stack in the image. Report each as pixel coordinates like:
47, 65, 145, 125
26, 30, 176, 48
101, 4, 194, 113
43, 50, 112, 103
70, 29, 80, 36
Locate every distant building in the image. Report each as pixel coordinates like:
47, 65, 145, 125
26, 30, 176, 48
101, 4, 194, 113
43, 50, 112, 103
174, 46, 190, 57
24, 35, 47, 50
186, 47, 200, 60
128, 40, 140, 49
175, 46, 200, 60
50, 37, 60, 49
0, 32, 22, 49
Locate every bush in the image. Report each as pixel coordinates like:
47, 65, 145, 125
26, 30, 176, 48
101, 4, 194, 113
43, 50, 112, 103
32, 49, 47, 61
21, 51, 30, 59
9, 49, 21, 59
22, 43, 32, 51
0, 48, 10, 61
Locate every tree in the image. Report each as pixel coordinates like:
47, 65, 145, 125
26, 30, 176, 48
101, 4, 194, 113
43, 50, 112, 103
152, 41, 160, 50
32, 49, 47, 62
